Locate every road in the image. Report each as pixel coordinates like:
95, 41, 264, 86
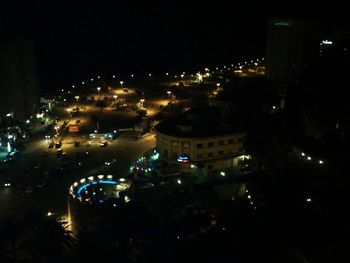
0, 132, 155, 219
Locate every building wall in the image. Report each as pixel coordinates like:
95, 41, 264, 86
0, 39, 39, 119
156, 131, 245, 171
266, 19, 319, 83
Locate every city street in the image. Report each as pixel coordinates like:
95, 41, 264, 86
0, 132, 155, 219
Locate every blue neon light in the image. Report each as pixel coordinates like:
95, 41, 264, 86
76, 180, 118, 196
177, 156, 189, 162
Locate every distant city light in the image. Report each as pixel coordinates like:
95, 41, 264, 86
321, 40, 333, 45
301, 152, 305, 156
319, 160, 324, 164
177, 179, 182, 185
306, 198, 312, 203
220, 171, 226, 176
97, 76, 100, 79
307, 156, 312, 160
91, 78, 94, 81
112, 75, 115, 78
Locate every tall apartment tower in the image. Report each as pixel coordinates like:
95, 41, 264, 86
265, 18, 320, 83
0, 38, 39, 120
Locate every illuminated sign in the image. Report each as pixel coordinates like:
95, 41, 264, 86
68, 125, 79, 133
177, 155, 189, 163
321, 40, 333, 45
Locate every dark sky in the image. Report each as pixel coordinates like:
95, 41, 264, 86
1, 3, 347, 91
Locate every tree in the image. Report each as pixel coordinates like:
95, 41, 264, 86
15, 215, 74, 263
95, 100, 107, 113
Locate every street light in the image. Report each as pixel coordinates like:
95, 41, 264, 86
139, 99, 145, 108
91, 78, 94, 81
113, 95, 118, 101
75, 96, 80, 102
120, 81, 124, 87
216, 83, 221, 88
167, 91, 171, 99
97, 87, 101, 92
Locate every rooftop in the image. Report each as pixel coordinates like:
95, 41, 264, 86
155, 106, 243, 138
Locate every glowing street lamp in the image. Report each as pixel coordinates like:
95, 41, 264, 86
91, 78, 94, 81
75, 96, 80, 102
112, 75, 116, 78
148, 73, 152, 77
82, 81, 85, 84
131, 74, 134, 78
97, 87, 101, 92
97, 76, 100, 79
167, 91, 172, 99
216, 83, 221, 88
139, 99, 145, 108
120, 81, 124, 87
113, 95, 118, 101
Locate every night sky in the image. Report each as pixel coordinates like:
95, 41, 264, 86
0, 3, 346, 91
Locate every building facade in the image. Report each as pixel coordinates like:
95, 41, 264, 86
155, 106, 246, 172
156, 131, 245, 171
265, 18, 320, 83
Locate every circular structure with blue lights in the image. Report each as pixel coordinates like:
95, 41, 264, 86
68, 175, 132, 233
69, 175, 131, 203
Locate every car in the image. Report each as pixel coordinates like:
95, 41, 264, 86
36, 179, 46, 188
34, 162, 41, 169
99, 141, 108, 147
105, 158, 117, 166
57, 148, 63, 157
24, 186, 33, 194
62, 152, 68, 161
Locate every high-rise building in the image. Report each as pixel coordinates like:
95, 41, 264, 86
0, 38, 39, 120
265, 18, 320, 83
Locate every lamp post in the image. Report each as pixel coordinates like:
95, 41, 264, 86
140, 99, 145, 108
113, 95, 118, 101
167, 91, 171, 99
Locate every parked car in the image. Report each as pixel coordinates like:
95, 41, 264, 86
55, 142, 62, 148
99, 141, 108, 147
24, 186, 34, 194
